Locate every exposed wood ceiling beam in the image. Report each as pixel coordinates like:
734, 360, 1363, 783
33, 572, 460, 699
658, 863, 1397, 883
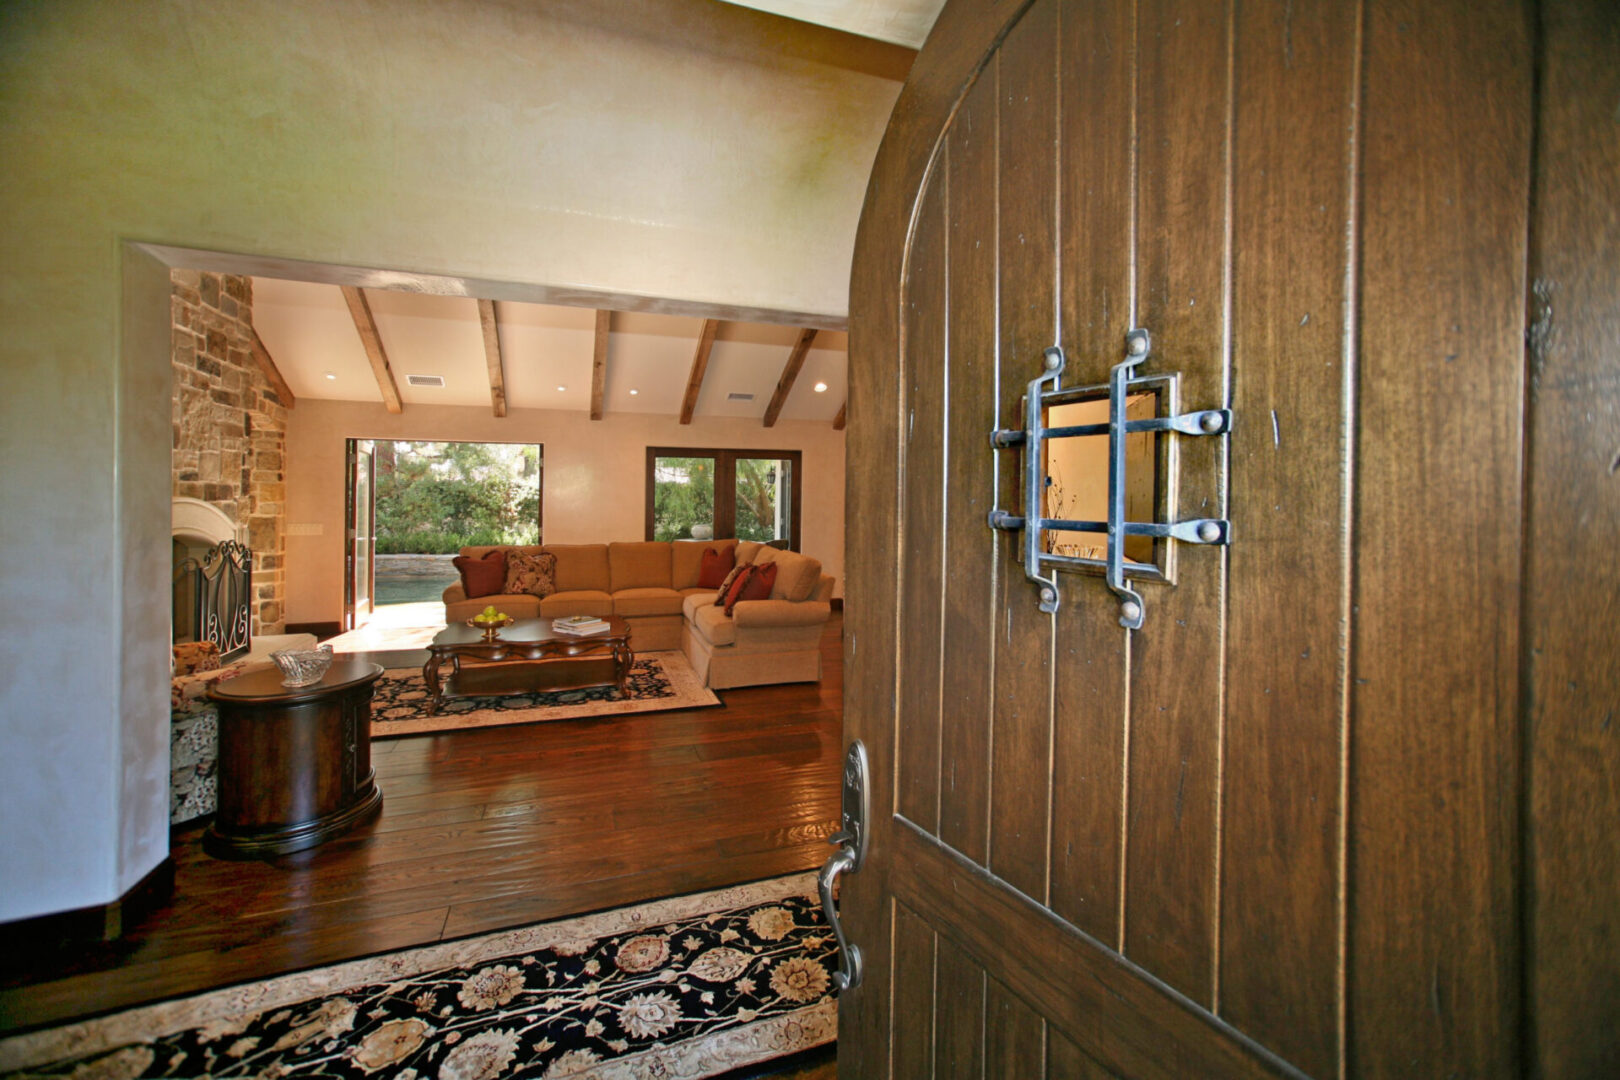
591, 309, 611, 420
476, 299, 506, 418
763, 328, 817, 428
249, 330, 295, 409
833, 401, 846, 431
339, 286, 402, 414
680, 319, 721, 425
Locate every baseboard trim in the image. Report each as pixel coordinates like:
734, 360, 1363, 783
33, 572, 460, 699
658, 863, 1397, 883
285, 621, 343, 640
0, 857, 175, 945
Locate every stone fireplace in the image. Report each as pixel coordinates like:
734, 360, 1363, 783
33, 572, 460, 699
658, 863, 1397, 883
170, 269, 287, 636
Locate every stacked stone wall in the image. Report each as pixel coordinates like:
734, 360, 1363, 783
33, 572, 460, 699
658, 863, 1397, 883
170, 270, 287, 635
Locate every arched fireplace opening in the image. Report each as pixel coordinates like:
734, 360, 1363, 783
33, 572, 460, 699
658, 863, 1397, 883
172, 497, 253, 659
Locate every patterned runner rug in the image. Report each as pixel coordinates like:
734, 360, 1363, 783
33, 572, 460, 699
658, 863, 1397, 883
370, 651, 721, 737
0, 875, 836, 1079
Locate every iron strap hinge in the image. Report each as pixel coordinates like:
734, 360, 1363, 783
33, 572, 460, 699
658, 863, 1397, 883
988, 329, 1233, 629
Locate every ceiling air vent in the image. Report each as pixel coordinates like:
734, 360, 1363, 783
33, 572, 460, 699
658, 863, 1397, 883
727, 392, 755, 402
406, 374, 445, 388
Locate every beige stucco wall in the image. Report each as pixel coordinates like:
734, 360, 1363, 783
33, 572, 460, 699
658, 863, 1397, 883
0, 0, 895, 921
285, 402, 845, 622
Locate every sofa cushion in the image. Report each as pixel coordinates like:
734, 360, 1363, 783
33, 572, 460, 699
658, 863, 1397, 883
687, 603, 737, 647
736, 540, 764, 566
544, 545, 611, 592
732, 598, 832, 629
539, 590, 614, 618
672, 539, 736, 590
609, 542, 672, 591
612, 587, 684, 617
683, 592, 715, 621
445, 592, 541, 623
454, 549, 509, 599
752, 547, 823, 602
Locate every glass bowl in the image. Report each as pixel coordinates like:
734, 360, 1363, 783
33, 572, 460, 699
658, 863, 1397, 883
270, 643, 335, 687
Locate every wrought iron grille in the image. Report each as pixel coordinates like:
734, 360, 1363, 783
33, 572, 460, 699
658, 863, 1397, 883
174, 539, 253, 659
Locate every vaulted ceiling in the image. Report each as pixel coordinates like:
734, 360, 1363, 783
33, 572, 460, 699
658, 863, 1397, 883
243, 1, 951, 426
719, 0, 945, 47
252, 278, 849, 425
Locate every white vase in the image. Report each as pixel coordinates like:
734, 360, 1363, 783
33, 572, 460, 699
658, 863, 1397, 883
690, 523, 714, 540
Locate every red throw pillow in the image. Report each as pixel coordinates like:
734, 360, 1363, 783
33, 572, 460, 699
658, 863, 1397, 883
453, 550, 507, 599
740, 560, 777, 602
723, 562, 778, 615
697, 545, 735, 589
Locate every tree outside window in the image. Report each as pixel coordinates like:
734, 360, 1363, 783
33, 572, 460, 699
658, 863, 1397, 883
646, 448, 800, 550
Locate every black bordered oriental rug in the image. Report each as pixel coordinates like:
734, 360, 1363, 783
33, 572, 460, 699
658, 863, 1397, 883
0, 876, 835, 1079
369, 651, 721, 738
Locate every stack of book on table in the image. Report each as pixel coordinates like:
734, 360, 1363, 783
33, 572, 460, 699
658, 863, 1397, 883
552, 614, 609, 636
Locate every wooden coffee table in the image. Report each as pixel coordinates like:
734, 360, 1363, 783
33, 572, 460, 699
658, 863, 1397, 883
422, 616, 634, 714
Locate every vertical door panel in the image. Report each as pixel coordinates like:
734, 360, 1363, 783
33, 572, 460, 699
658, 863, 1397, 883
939, 67, 1001, 867
1048, 0, 1135, 947
1123, 0, 1232, 1006
893, 902, 939, 1077
936, 935, 986, 1079
1219, 1, 1361, 1074
1350, 0, 1530, 1073
985, 978, 1047, 1078
898, 163, 950, 830
1524, 1, 1620, 1075
989, 1, 1060, 906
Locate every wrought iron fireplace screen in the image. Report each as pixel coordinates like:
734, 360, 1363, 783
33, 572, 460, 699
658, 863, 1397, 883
173, 539, 253, 659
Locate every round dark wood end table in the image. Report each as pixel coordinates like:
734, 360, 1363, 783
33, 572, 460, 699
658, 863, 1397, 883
204, 659, 384, 859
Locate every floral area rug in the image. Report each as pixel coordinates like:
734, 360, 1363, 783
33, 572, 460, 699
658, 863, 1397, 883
0, 875, 836, 1080
370, 651, 721, 737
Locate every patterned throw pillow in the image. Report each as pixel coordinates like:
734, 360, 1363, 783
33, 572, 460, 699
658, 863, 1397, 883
172, 641, 221, 677
453, 550, 508, 599
720, 565, 757, 615
713, 564, 748, 605
504, 550, 557, 598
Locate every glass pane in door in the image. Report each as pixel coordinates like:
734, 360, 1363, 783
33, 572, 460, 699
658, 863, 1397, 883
651, 456, 716, 540
734, 457, 791, 543
352, 441, 374, 624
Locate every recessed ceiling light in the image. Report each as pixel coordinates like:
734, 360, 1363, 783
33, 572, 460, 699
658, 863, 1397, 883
629, 388, 639, 396
324, 372, 337, 380
813, 381, 829, 393
557, 385, 567, 392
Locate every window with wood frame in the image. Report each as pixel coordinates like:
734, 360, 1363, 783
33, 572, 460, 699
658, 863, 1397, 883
644, 448, 802, 551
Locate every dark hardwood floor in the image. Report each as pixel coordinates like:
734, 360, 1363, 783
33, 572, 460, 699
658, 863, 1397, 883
0, 617, 844, 1037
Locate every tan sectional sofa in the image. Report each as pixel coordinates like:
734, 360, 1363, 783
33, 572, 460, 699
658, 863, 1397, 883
442, 540, 834, 688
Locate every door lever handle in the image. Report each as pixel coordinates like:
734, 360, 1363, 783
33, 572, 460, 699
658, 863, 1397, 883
817, 740, 869, 992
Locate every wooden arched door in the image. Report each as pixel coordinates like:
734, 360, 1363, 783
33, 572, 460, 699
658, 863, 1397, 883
837, 0, 1556, 1075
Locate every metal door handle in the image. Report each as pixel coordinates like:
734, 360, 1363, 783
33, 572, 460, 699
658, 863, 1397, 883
817, 740, 869, 992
